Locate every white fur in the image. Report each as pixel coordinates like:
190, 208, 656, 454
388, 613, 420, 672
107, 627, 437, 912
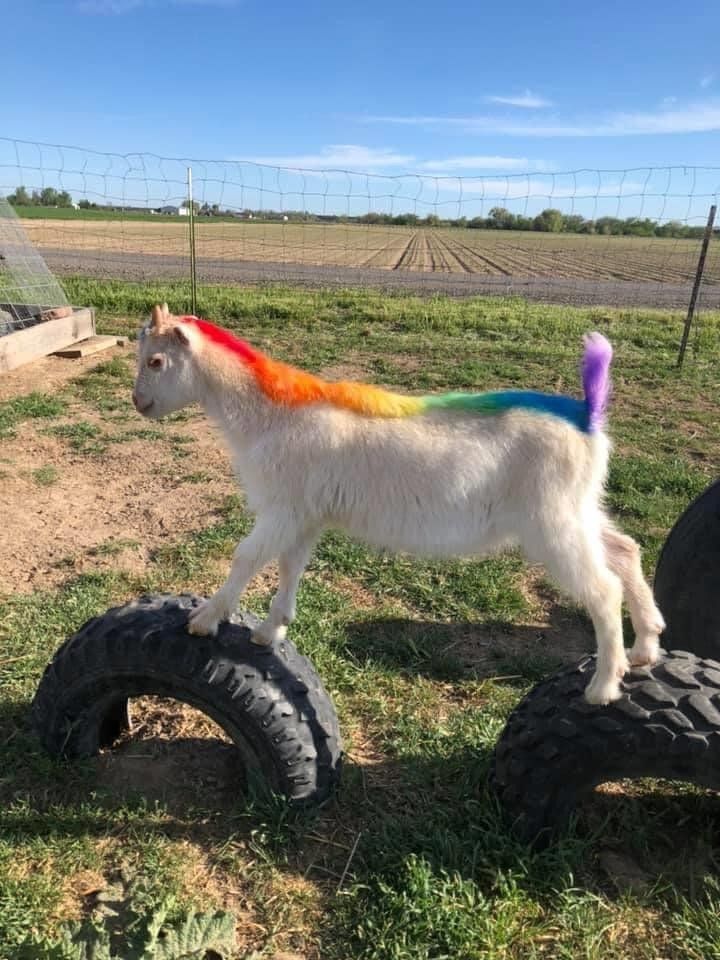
133, 310, 665, 705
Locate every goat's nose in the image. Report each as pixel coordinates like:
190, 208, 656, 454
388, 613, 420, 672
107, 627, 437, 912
131, 391, 138, 408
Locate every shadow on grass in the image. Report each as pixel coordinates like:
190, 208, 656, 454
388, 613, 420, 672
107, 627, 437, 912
2, 685, 719, 913
343, 605, 595, 684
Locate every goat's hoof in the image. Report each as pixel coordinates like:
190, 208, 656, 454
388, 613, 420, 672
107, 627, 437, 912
584, 674, 622, 705
187, 601, 225, 637
628, 636, 662, 667
251, 623, 287, 646
250, 631, 273, 647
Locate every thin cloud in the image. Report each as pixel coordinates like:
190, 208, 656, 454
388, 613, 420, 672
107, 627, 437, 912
484, 90, 553, 109
700, 72, 715, 89
235, 145, 415, 171
363, 100, 720, 137
449, 178, 646, 199
225, 145, 549, 179
418, 156, 531, 172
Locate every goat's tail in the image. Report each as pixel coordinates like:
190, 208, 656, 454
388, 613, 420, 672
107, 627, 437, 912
581, 332, 612, 433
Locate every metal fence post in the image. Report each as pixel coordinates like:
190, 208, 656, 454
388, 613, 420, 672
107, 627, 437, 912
187, 166, 197, 316
677, 203, 716, 368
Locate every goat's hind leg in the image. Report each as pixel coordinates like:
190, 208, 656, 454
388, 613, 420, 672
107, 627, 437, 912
534, 522, 628, 705
602, 522, 665, 667
252, 530, 318, 646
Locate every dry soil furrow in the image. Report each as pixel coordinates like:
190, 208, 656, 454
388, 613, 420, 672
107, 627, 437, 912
393, 231, 420, 270
447, 236, 514, 275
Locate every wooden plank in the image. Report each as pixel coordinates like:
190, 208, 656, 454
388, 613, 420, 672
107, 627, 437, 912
53, 335, 129, 359
0, 308, 95, 373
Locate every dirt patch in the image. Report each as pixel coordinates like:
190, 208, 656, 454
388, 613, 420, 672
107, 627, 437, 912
0, 344, 135, 401
0, 410, 237, 594
447, 574, 594, 677
95, 697, 244, 810
319, 361, 368, 382
330, 575, 382, 611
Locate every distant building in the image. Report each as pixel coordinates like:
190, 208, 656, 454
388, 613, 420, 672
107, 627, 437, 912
156, 205, 179, 215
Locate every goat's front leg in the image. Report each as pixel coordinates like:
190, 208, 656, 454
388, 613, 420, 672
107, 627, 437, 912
252, 530, 318, 646
188, 515, 297, 637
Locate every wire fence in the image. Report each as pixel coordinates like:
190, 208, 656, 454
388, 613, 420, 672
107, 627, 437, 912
0, 194, 69, 333
1, 136, 720, 317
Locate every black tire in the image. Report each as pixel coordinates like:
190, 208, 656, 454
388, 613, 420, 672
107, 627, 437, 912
654, 478, 720, 660
489, 651, 720, 844
31, 593, 342, 806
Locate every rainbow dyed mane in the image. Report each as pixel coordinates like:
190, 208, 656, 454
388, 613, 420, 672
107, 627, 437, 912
186, 317, 611, 434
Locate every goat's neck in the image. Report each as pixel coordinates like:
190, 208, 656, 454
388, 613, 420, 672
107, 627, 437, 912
197, 359, 277, 452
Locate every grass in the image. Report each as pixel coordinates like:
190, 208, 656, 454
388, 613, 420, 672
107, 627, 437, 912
44, 420, 108, 455
0, 393, 67, 440
31, 465, 59, 487
1, 282, 720, 958
12, 205, 217, 223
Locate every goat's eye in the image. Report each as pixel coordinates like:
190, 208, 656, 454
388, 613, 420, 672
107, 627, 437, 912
148, 355, 163, 369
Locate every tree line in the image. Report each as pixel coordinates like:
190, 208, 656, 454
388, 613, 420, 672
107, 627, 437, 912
6, 186, 75, 208
4, 186, 712, 238
353, 207, 711, 238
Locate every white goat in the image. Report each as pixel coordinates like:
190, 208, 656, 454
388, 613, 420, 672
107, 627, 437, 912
132, 303, 664, 705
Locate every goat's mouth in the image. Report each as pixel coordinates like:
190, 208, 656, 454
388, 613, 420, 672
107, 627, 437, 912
136, 399, 155, 415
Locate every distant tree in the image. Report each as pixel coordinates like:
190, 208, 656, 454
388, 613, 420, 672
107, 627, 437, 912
423, 214, 441, 227
533, 208, 564, 232
487, 207, 516, 229
40, 186, 60, 206
394, 212, 420, 226
7, 185, 31, 205
595, 217, 623, 236
622, 217, 655, 237
562, 214, 586, 233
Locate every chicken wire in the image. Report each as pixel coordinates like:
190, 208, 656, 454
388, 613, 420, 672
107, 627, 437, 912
0, 195, 69, 337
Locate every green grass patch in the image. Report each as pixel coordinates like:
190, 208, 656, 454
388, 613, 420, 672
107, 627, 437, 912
44, 421, 107, 455
70, 357, 135, 414
0, 393, 67, 439
31, 465, 59, 487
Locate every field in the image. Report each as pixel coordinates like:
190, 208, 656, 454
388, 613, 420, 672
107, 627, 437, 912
1, 281, 720, 958
18, 217, 720, 288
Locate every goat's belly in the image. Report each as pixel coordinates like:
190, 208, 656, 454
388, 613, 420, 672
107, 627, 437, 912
334, 503, 502, 558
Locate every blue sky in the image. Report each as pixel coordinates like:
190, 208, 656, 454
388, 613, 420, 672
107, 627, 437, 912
2, 0, 719, 220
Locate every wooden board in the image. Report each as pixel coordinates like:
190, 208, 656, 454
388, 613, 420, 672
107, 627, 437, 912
0, 308, 95, 373
53, 335, 129, 359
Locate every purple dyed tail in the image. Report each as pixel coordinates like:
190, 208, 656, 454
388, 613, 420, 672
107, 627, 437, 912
582, 332, 613, 432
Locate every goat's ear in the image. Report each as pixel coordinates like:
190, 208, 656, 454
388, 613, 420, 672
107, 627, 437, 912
173, 324, 192, 347
150, 304, 164, 329
161, 302, 170, 318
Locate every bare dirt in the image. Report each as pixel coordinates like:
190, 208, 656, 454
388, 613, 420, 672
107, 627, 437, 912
0, 344, 238, 594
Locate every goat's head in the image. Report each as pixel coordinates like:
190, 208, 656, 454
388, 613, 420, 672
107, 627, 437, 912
132, 303, 200, 418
